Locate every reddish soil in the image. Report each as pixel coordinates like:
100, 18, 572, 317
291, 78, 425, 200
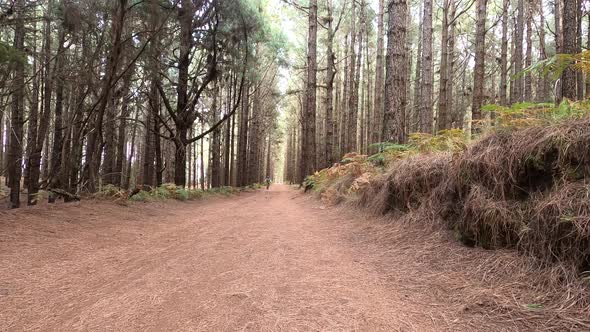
0, 185, 587, 331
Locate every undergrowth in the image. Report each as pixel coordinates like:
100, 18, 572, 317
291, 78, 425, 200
94, 183, 259, 203
306, 101, 590, 280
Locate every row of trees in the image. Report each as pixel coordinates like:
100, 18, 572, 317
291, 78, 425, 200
0, 0, 285, 208
283, 0, 586, 183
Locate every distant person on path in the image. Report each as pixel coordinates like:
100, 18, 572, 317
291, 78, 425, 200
265, 176, 272, 190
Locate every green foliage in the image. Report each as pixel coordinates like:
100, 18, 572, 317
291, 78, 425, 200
409, 129, 468, 153
0, 41, 25, 66
129, 190, 152, 202
94, 184, 127, 199
519, 50, 590, 82
517, 54, 574, 81
368, 130, 467, 167
127, 184, 244, 203
482, 100, 590, 129
175, 189, 189, 201
188, 189, 204, 200
151, 186, 172, 199
303, 174, 319, 191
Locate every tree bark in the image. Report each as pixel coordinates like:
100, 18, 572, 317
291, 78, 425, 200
555, 0, 563, 101
419, 0, 433, 133
411, 4, 423, 133
346, 0, 357, 152
511, 0, 524, 104
372, 0, 385, 149
349, 2, 363, 152
25, 21, 40, 203
301, 0, 317, 179
562, 0, 578, 100
471, 0, 488, 132
586, 12, 590, 97
324, 0, 336, 166
524, 1, 533, 101
499, 0, 509, 106
383, 0, 408, 143
237, 82, 249, 186
211, 80, 221, 188
437, 0, 451, 131
85, 0, 127, 192
49, 28, 67, 194
8, 0, 26, 208
339, 34, 349, 156
447, 1, 457, 127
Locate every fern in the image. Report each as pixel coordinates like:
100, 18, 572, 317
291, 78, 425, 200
482, 100, 590, 130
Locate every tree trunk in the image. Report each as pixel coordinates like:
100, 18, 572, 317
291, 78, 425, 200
576, 0, 583, 99
49, 29, 67, 195
172, 0, 194, 187
142, 105, 155, 186
339, 34, 349, 156
85, 0, 127, 192
223, 89, 232, 186
211, 80, 221, 188
555, 0, 563, 101
324, 0, 336, 167
437, 0, 451, 131
471, 0, 488, 132
230, 110, 236, 186
115, 62, 134, 187
346, 0, 357, 152
419, 0, 433, 133
500, 0, 509, 106
301, 0, 318, 179
174, 128, 188, 187
383, 0, 408, 143
125, 110, 139, 189
586, 13, 590, 97
412, 5, 423, 133
8, 0, 26, 208
349, 3, 363, 152
447, 1, 457, 127
237, 82, 249, 186
25, 23, 40, 204
562, 0, 578, 100
199, 119, 205, 190
511, 0, 524, 104
248, 81, 260, 185
524, 1, 533, 101
372, 0, 385, 150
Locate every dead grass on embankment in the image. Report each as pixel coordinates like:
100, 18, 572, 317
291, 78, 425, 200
305, 118, 590, 329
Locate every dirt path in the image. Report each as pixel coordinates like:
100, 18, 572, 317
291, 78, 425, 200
0, 185, 582, 331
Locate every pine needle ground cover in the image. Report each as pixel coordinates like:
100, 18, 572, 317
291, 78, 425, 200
306, 101, 590, 278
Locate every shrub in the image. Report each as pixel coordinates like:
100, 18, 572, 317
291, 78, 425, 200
188, 189, 204, 200
148, 186, 169, 199
129, 190, 152, 202
175, 189, 189, 201
311, 113, 590, 274
94, 184, 126, 199
358, 153, 451, 215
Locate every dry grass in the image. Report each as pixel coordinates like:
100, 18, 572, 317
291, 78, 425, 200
435, 118, 590, 269
310, 117, 590, 325
457, 185, 524, 249
335, 205, 590, 331
523, 181, 590, 271
357, 153, 451, 215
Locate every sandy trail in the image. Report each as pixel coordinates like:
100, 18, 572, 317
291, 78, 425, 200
0, 185, 576, 331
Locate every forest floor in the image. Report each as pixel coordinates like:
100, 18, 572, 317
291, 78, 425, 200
0, 185, 579, 331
